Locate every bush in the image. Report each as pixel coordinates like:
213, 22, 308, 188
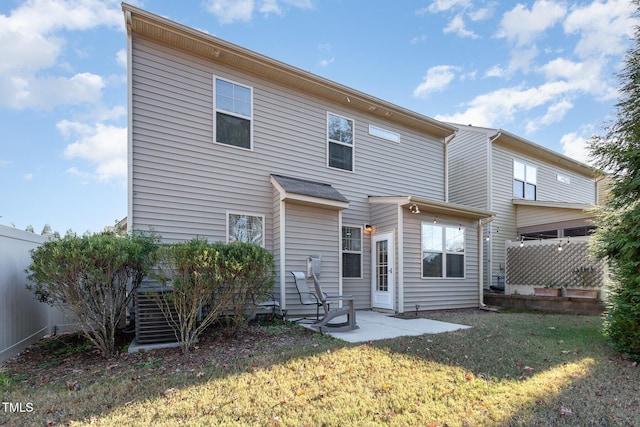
152, 239, 275, 352
26, 231, 159, 357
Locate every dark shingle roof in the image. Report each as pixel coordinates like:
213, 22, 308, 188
271, 174, 349, 203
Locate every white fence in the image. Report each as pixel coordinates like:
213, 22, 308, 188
0, 225, 78, 364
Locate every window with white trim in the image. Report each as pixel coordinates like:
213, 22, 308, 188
513, 160, 537, 200
227, 213, 264, 246
327, 113, 354, 171
342, 226, 362, 278
421, 223, 465, 278
214, 77, 252, 149
369, 124, 400, 143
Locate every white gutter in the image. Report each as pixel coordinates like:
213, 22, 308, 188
478, 216, 495, 307
443, 131, 457, 203
125, 10, 134, 233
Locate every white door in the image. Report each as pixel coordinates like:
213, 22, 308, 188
372, 232, 394, 310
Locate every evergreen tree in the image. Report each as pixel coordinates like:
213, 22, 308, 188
589, 4, 640, 360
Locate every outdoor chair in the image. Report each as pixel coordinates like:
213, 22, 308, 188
310, 272, 358, 332
291, 271, 323, 321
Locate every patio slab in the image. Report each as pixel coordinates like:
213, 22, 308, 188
299, 310, 470, 343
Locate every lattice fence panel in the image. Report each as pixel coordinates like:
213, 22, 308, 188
506, 241, 605, 288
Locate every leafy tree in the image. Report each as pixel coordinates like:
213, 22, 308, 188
41, 224, 52, 235
152, 239, 274, 352
589, 5, 640, 360
25, 225, 34, 233
27, 230, 159, 357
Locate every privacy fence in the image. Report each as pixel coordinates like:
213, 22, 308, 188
0, 225, 78, 363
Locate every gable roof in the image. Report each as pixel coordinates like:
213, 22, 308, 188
122, 3, 456, 140
448, 123, 596, 178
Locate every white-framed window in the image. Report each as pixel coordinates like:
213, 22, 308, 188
421, 223, 465, 278
214, 76, 252, 149
513, 160, 537, 200
369, 124, 400, 143
556, 173, 571, 184
227, 212, 264, 247
342, 226, 362, 278
327, 112, 354, 171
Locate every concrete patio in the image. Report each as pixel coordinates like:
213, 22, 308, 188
299, 310, 471, 343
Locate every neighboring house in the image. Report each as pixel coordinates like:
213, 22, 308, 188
123, 4, 493, 316
447, 124, 598, 290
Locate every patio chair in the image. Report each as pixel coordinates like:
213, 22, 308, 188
309, 272, 358, 333
291, 271, 323, 321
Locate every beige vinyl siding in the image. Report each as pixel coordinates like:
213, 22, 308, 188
131, 34, 446, 240
131, 34, 451, 309
402, 213, 480, 310
516, 206, 594, 228
448, 130, 489, 209
282, 203, 339, 316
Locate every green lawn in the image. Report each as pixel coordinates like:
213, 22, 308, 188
2, 310, 639, 426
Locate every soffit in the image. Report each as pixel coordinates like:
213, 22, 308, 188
123, 3, 456, 139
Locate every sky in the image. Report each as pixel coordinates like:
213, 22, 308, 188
1, 0, 637, 234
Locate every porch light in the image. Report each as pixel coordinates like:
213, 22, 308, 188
557, 241, 563, 251
364, 224, 373, 233
519, 236, 525, 248
409, 204, 420, 214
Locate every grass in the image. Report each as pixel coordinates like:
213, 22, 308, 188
2, 310, 639, 426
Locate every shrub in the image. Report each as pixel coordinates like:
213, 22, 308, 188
26, 231, 159, 357
152, 239, 275, 352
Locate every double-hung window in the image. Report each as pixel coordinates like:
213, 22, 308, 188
342, 226, 362, 278
227, 213, 264, 247
327, 113, 354, 171
422, 223, 465, 278
513, 160, 537, 200
215, 77, 252, 149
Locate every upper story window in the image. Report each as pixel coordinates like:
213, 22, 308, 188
513, 160, 537, 200
327, 113, 354, 171
227, 212, 264, 247
556, 173, 571, 184
369, 124, 400, 143
215, 77, 252, 149
342, 226, 362, 278
421, 224, 465, 278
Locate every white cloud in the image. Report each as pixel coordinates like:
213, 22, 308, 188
425, 0, 472, 14
0, 0, 122, 110
560, 132, 593, 164
22, 173, 33, 181
205, 0, 312, 23
497, 0, 566, 46
116, 49, 127, 68
525, 99, 573, 133
58, 120, 127, 182
564, 0, 636, 59
410, 34, 427, 44
485, 64, 507, 78
319, 57, 335, 67
444, 14, 479, 39
0, 72, 104, 110
413, 65, 461, 98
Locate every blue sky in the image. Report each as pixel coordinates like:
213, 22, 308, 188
0, 0, 637, 234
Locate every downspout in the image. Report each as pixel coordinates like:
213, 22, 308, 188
125, 10, 134, 233
478, 216, 495, 307
483, 131, 501, 294
443, 132, 457, 203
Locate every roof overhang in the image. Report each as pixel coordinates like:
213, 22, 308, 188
492, 130, 596, 178
512, 199, 595, 211
122, 3, 456, 140
271, 175, 349, 210
369, 196, 494, 220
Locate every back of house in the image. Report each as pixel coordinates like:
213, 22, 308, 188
123, 4, 493, 319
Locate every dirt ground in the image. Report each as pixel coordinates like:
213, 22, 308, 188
1, 320, 320, 391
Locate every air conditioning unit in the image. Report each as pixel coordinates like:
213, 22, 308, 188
135, 287, 178, 345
